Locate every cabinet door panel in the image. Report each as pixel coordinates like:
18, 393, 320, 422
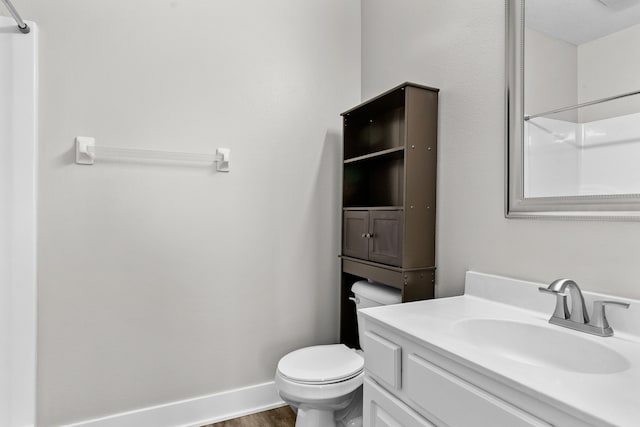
343, 211, 369, 260
363, 331, 402, 391
368, 211, 403, 266
364, 377, 435, 427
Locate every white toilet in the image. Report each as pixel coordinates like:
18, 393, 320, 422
275, 280, 402, 427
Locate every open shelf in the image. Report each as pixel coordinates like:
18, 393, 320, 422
343, 206, 404, 211
343, 151, 404, 208
343, 104, 405, 160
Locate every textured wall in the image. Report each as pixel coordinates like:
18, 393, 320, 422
22, 1, 360, 425
525, 27, 577, 120
578, 23, 640, 121
361, 0, 640, 300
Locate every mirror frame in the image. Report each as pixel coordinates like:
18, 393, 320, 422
505, 0, 640, 220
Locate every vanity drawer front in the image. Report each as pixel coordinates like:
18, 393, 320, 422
364, 377, 436, 427
406, 354, 551, 427
363, 331, 402, 390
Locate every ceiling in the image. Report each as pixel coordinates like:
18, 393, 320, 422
526, 0, 640, 45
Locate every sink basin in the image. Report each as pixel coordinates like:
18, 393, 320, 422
451, 318, 630, 374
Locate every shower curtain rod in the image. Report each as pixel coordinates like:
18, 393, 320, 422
1, 0, 30, 33
524, 89, 640, 121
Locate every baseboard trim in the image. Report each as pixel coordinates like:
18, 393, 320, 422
63, 381, 285, 427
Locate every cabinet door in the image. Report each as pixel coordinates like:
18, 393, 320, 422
368, 211, 403, 267
343, 211, 370, 260
364, 377, 435, 427
406, 354, 552, 427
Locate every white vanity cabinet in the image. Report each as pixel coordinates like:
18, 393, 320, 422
361, 318, 605, 427
359, 272, 640, 426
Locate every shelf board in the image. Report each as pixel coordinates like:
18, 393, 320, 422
340, 255, 436, 274
341, 81, 440, 116
343, 206, 404, 211
344, 146, 404, 164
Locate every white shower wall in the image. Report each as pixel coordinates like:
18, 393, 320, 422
581, 114, 640, 194
524, 118, 581, 198
523, 21, 640, 198
578, 23, 640, 122
0, 16, 38, 427
526, 113, 640, 197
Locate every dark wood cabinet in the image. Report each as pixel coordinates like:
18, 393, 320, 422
339, 82, 439, 348
343, 210, 403, 266
368, 210, 403, 266
343, 211, 369, 259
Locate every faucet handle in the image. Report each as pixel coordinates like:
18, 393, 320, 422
538, 287, 569, 319
589, 300, 630, 337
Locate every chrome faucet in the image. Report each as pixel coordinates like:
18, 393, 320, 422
539, 279, 629, 337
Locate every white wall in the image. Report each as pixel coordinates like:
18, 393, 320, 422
18, 1, 360, 425
578, 23, 640, 122
362, 0, 640, 301
0, 16, 38, 427
524, 28, 577, 120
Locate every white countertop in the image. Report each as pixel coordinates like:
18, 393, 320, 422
359, 271, 640, 427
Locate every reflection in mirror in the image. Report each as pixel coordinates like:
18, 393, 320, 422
506, 0, 640, 218
525, 0, 640, 197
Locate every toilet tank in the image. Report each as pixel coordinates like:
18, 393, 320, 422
351, 280, 401, 350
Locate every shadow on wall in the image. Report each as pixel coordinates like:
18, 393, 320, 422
309, 130, 341, 337
263, 130, 342, 366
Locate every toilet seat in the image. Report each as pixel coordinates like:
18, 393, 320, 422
275, 369, 364, 404
277, 344, 364, 385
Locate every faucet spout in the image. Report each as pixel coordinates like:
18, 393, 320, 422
547, 279, 589, 323
540, 278, 629, 337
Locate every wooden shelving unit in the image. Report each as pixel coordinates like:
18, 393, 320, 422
339, 82, 439, 348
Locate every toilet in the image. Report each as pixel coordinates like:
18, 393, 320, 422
275, 280, 402, 427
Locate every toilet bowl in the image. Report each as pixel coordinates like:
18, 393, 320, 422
274, 281, 402, 427
275, 344, 364, 427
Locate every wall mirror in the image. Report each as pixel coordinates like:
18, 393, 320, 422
506, 0, 640, 219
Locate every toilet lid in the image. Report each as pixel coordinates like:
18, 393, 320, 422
278, 344, 364, 384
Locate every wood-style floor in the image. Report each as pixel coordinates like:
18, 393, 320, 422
204, 406, 296, 427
